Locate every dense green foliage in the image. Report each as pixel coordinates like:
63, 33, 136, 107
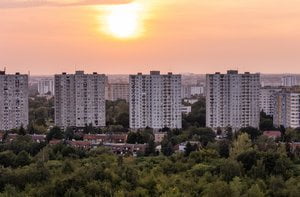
1, 131, 300, 196
4, 94, 299, 196
106, 100, 129, 129
182, 97, 206, 128
260, 111, 276, 131
28, 96, 54, 134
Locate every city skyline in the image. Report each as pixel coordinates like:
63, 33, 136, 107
2, 0, 300, 74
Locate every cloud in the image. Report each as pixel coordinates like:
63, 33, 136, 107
0, 0, 132, 9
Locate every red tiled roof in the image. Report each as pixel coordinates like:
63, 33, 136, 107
263, 131, 282, 138
49, 139, 62, 145
83, 134, 106, 140
68, 140, 91, 146
30, 135, 46, 141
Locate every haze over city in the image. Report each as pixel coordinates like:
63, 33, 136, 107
1, 0, 300, 75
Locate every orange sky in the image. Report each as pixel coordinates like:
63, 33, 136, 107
1, 0, 300, 75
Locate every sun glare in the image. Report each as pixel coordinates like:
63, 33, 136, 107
103, 3, 143, 39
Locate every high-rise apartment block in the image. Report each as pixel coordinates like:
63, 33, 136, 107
273, 88, 300, 128
281, 76, 297, 87
129, 71, 182, 129
106, 83, 129, 102
55, 71, 106, 128
181, 85, 205, 99
0, 71, 28, 130
260, 86, 282, 116
38, 78, 54, 95
206, 70, 260, 130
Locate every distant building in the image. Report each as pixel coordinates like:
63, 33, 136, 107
281, 76, 297, 87
181, 85, 192, 99
55, 71, 106, 128
260, 86, 282, 116
273, 88, 300, 128
181, 85, 205, 98
181, 106, 192, 114
183, 98, 198, 105
206, 70, 260, 130
0, 71, 29, 131
106, 83, 129, 102
129, 71, 182, 129
191, 85, 204, 96
38, 78, 54, 95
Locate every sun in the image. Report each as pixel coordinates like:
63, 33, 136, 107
104, 3, 143, 39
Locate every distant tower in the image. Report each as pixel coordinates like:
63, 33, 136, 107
206, 70, 261, 130
129, 71, 182, 129
0, 72, 29, 130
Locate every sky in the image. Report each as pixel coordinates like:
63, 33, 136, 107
1, 0, 300, 75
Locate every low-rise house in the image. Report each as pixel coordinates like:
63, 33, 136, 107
67, 140, 92, 149
108, 133, 128, 143
289, 142, 300, 153
103, 143, 147, 156
30, 134, 47, 143
154, 132, 167, 143
6, 134, 18, 142
155, 145, 162, 152
83, 134, 106, 145
181, 106, 192, 114
0, 132, 4, 142
83, 133, 127, 145
49, 139, 63, 146
263, 131, 282, 140
174, 141, 201, 152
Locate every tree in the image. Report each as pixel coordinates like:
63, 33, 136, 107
0, 151, 16, 167
145, 138, 156, 156
127, 130, 153, 144
260, 119, 274, 131
161, 139, 174, 156
203, 181, 233, 197
218, 140, 230, 158
18, 125, 26, 136
84, 123, 94, 134
106, 99, 129, 127
184, 142, 197, 157
182, 98, 206, 128
46, 126, 64, 141
127, 132, 138, 144
116, 112, 129, 128
239, 127, 262, 141
237, 150, 259, 171
230, 133, 252, 159
246, 184, 265, 197
188, 127, 215, 146
64, 127, 75, 140
15, 150, 31, 167
216, 127, 222, 136
220, 159, 242, 182
62, 160, 74, 174
260, 111, 275, 131
224, 126, 234, 140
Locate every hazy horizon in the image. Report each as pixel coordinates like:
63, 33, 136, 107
2, 0, 300, 75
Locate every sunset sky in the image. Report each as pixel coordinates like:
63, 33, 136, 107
1, 0, 300, 75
